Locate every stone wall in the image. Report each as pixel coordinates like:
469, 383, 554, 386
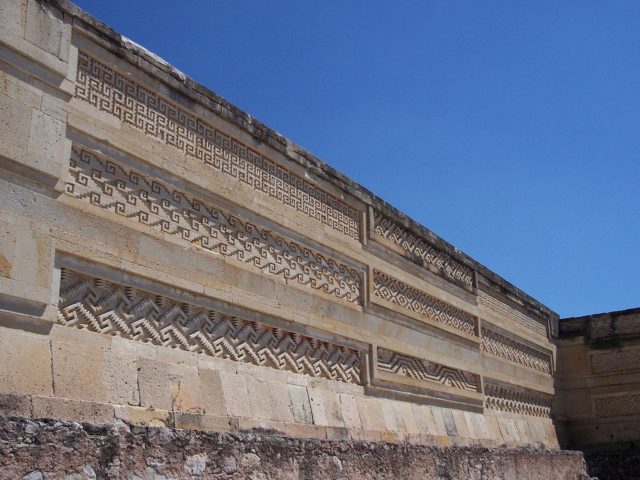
0, 417, 589, 480
556, 308, 640, 449
0, 0, 585, 475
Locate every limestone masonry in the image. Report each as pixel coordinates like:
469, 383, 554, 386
0, 1, 636, 478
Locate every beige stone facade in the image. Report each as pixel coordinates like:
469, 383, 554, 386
556, 308, 640, 448
1, 0, 622, 455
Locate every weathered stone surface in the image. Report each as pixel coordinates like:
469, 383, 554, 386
0, 417, 589, 480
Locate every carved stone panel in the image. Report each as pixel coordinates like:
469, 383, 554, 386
481, 325, 552, 374
372, 270, 477, 336
377, 347, 479, 392
75, 52, 361, 240
66, 147, 362, 304
484, 381, 552, 418
57, 268, 362, 384
372, 212, 474, 288
595, 394, 640, 418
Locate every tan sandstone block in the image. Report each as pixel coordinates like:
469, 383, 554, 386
199, 369, 251, 418
393, 401, 420, 435
0, 327, 52, 396
32, 396, 113, 424
339, 393, 362, 430
452, 410, 471, 438
484, 415, 503, 442
138, 357, 204, 413
52, 340, 107, 403
266, 380, 295, 423
356, 397, 386, 432
413, 405, 438, 436
245, 376, 275, 420
381, 400, 399, 432
114, 405, 172, 428
175, 412, 238, 433
288, 385, 314, 424
429, 407, 449, 436
24, 0, 71, 60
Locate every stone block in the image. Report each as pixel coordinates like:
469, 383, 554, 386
175, 412, 238, 432
199, 369, 251, 418
138, 357, 203, 413
412, 404, 438, 436
0, 327, 52, 396
32, 396, 113, 424
380, 400, 399, 432
339, 393, 361, 430
24, 0, 70, 59
245, 376, 274, 420
288, 385, 313, 424
451, 410, 471, 438
51, 340, 107, 403
114, 405, 172, 428
266, 380, 295, 423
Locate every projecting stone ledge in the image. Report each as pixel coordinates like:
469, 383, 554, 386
0, 416, 588, 480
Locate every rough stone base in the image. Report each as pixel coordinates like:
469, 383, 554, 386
0, 416, 587, 480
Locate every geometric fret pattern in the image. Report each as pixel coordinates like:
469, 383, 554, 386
377, 348, 479, 392
484, 381, 553, 418
481, 326, 552, 374
57, 269, 362, 384
372, 212, 474, 288
595, 394, 640, 418
75, 52, 361, 240
591, 350, 640, 374
66, 147, 362, 304
478, 286, 548, 337
372, 270, 477, 336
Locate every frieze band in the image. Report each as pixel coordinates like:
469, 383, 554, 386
75, 52, 361, 240
377, 347, 479, 392
372, 212, 474, 288
66, 146, 362, 304
372, 269, 477, 336
57, 268, 362, 384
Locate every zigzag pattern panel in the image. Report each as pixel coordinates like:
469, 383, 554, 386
484, 381, 552, 418
372, 270, 477, 336
65, 147, 362, 304
478, 286, 548, 337
591, 350, 640, 374
595, 394, 640, 418
75, 52, 361, 240
57, 269, 361, 384
377, 347, 479, 392
481, 326, 552, 374
373, 213, 474, 288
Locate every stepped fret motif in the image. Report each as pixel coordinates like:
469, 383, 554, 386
75, 52, 361, 240
591, 350, 640, 374
484, 382, 552, 418
377, 348, 479, 392
66, 147, 362, 304
478, 287, 547, 337
595, 394, 640, 418
373, 213, 473, 287
57, 269, 361, 384
481, 326, 552, 374
372, 270, 477, 336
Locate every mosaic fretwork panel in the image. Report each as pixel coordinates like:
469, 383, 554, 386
57, 268, 361, 384
478, 286, 548, 337
372, 212, 474, 288
66, 147, 362, 304
591, 350, 640, 374
484, 381, 552, 418
372, 270, 477, 336
481, 326, 552, 374
377, 347, 479, 392
75, 52, 361, 240
595, 394, 640, 418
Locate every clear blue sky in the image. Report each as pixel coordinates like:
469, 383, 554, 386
73, 1, 639, 318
